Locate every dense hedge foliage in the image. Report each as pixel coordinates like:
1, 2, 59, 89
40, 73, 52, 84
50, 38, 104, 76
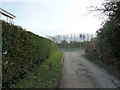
85, 1, 120, 78
2, 21, 57, 88
96, 20, 120, 60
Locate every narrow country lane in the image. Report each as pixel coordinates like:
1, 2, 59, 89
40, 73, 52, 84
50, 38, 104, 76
59, 51, 119, 88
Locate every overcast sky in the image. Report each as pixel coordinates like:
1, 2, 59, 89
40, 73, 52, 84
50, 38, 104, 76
1, 0, 104, 37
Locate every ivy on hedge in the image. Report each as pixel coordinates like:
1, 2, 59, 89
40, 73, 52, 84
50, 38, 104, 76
2, 21, 57, 88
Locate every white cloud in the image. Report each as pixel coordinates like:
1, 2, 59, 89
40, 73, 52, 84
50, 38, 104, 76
3, 0, 103, 37
2, 0, 65, 2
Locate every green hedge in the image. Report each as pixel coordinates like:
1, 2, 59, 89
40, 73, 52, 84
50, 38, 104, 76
2, 21, 57, 88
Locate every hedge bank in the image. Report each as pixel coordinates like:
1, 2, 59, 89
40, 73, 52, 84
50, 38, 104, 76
2, 21, 57, 88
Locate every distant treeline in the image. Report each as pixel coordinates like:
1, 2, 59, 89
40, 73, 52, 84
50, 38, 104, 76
58, 40, 85, 48
46, 34, 94, 48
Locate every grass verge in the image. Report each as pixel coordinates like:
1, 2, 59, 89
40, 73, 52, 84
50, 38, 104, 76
84, 52, 120, 79
14, 52, 63, 88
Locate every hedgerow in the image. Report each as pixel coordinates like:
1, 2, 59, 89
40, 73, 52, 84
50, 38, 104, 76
2, 21, 57, 88
85, 20, 120, 78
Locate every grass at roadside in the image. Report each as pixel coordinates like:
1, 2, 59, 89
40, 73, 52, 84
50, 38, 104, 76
84, 52, 115, 69
84, 52, 100, 63
84, 52, 120, 78
14, 52, 63, 88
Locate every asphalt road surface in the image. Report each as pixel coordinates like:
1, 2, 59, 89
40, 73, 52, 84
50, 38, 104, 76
59, 50, 119, 88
